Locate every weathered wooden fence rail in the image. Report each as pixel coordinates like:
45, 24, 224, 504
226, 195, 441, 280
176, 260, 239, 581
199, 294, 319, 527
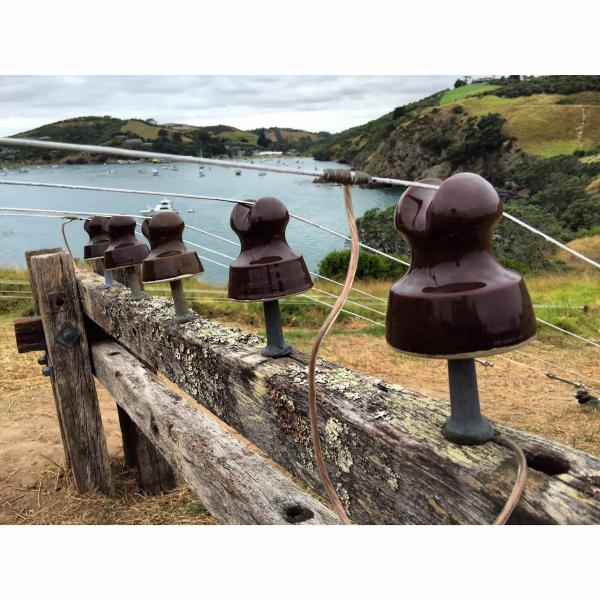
14, 250, 600, 524
73, 266, 600, 525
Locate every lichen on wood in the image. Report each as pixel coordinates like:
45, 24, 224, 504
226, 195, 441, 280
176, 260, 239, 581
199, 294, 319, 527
76, 268, 600, 524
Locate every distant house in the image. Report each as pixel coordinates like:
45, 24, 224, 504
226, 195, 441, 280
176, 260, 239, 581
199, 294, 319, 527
258, 151, 283, 156
472, 77, 493, 84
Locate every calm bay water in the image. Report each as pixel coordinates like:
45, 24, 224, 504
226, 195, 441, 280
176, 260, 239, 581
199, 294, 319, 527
0, 157, 400, 284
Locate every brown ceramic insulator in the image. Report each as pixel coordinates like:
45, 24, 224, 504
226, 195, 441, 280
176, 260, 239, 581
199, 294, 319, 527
103, 215, 149, 271
83, 216, 111, 260
386, 173, 537, 358
228, 197, 313, 301
140, 212, 203, 283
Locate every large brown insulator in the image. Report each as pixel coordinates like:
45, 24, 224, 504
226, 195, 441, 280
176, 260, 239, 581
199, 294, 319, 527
386, 173, 537, 359
141, 212, 203, 283
228, 197, 313, 301
103, 215, 149, 271
83, 216, 111, 260
141, 212, 203, 323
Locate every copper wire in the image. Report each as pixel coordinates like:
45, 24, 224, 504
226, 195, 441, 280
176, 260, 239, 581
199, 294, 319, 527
307, 182, 357, 525
493, 434, 528, 525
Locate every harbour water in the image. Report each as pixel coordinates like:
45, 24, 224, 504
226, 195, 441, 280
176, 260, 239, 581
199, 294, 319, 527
0, 156, 401, 284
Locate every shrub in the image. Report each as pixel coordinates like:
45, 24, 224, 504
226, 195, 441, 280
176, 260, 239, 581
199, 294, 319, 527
452, 105, 465, 114
356, 206, 407, 255
318, 249, 407, 281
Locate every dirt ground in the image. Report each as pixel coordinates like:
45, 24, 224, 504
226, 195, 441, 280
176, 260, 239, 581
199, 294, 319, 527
0, 318, 216, 524
1, 317, 598, 524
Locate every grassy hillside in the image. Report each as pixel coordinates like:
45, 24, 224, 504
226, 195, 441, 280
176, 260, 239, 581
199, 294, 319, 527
313, 78, 600, 166
448, 91, 600, 157
4, 117, 324, 164
440, 83, 499, 104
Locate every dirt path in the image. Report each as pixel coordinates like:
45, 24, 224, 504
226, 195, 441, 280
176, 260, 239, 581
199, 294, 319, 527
576, 106, 586, 143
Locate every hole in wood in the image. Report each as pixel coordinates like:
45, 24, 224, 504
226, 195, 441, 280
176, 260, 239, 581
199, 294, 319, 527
55, 296, 64, 307
284, 504, 314, 524
108, 351, 121, 356
524, 451, 570, 476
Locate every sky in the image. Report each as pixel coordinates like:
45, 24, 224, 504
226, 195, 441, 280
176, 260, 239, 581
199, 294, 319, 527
0, 75, 460, 137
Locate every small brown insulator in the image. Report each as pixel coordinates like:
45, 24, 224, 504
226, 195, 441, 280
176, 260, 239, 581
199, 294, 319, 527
228, 197, 313, 301
83, 216, 111, 260
228, 197, 313, 358
103, 215, 149, 271
141, 212, 203, 283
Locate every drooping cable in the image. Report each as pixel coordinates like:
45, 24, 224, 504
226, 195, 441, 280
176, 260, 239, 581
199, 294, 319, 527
306, 173, 368, 525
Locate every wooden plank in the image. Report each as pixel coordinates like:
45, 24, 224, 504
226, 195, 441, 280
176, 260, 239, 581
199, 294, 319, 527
116, 404, 176, 493
91, 339, 339, 524
30, 252, 112, 495
76, 268, 600, 524
85, 262, 176, 493
25, 247, 70, 466
13, 316, 46, 353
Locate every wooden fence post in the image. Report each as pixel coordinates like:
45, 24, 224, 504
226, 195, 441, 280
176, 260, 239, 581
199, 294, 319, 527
25, 248, 71, 467
29, 251, 112, 495
93, 259, 176, 493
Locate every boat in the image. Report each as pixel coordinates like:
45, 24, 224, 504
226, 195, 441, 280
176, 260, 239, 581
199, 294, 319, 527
198, 171, 206, 177
140, 198, 179, 216
138, 168, 147, 174
258, 172, 267, 177
170, 165, 178, 171
18, 167, 30, 173
235, 170, 242, 176
187, 208, 196, 213
152, 168, 159, 176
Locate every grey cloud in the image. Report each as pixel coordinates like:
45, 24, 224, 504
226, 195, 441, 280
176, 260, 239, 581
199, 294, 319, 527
0, 75, 459, 135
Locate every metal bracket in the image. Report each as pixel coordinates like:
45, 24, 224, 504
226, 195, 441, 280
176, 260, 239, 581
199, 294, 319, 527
39, 352, 55, 379
55, 324, 81, 348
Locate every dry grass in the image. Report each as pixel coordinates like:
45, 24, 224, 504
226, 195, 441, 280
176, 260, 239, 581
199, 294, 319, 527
452, 92, 600, 157
0, 318, 217, 525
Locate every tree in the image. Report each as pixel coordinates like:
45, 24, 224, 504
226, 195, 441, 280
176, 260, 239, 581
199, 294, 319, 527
454, 79, 467, 88
492, 203, 567, 271
356, 206, 407, 255
530, 175, 586, 217
561, 198, 600, 232
257, 132, 270, 148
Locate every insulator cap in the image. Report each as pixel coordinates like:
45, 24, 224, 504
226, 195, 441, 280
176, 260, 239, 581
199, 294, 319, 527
141, 212, 203, 283
386, 173, 537, 358
83, 216, 110, 260
103, 215, 149, 271
228, 197, 312, 301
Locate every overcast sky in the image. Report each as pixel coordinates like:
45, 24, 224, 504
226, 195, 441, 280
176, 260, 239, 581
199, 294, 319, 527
0, 75, 461, 136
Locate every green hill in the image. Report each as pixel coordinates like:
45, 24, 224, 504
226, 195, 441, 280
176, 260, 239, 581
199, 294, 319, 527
311, 76, 600, 273
4, 117, 325, 164
312, 76, 600, 170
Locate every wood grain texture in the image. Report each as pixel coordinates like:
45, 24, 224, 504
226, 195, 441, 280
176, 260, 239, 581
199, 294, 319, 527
92, 339, 339, 524
116, 404, 176, 494
25, 248, 70, 465
13, 316, 46, 353
87, 261, 176, 492
30, 253, 112, 495
76, 269, 600, 524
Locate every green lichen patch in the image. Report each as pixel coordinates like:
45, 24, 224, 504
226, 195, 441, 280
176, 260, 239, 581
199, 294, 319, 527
325, 418, 353, 473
